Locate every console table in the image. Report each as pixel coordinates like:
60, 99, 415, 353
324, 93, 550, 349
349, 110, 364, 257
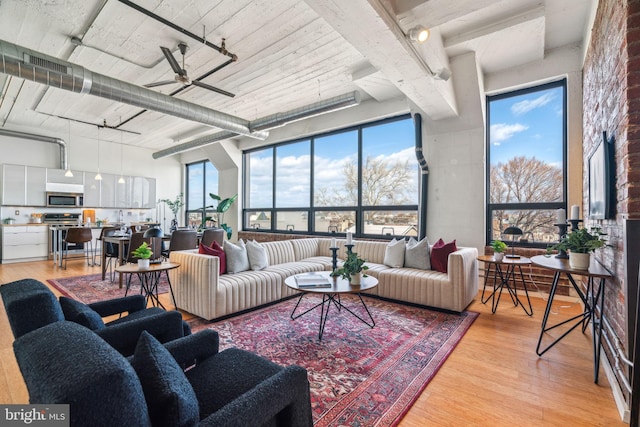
530, 255, 613, 383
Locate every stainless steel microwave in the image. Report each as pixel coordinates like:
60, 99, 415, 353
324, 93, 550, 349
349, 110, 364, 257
46, 192, 83, 207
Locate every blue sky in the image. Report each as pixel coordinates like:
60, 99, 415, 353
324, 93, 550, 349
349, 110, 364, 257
489, 85, 564, 166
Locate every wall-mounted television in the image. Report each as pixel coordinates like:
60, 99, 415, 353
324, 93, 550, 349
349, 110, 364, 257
588, 131, 615, 219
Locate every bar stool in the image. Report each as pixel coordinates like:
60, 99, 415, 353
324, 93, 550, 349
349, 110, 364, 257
63, 227, 94, 269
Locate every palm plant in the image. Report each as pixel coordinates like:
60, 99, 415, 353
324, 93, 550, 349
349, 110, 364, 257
203, 193, 237, 239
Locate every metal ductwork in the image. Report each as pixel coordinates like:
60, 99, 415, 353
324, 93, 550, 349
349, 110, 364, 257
0, 128, 68, 169
0, 39, 268, 140
152, 91, 362, 159
413, 113, 428, 240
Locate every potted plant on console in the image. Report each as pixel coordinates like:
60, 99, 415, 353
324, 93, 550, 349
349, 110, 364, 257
132, 242, 153, 269
333, 252, 369, 285
491, 240, 508, 262
553, 227, 606, 270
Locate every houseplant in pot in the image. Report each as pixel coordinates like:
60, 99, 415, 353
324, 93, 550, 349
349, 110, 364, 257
203, 193, 238, 239
553, 227, 606, 269
491, 240, 508, 261
131, 242, 153, 269
158, 193, 184, 232
332, 252, 369, 285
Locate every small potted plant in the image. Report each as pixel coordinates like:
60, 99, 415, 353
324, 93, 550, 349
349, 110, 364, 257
131, 242, 153, 269
553, 227, 606, 269
2, 217, 15, 225
491, 240, 508, 261
332, 251, 369, 285
158, 193, 184, 232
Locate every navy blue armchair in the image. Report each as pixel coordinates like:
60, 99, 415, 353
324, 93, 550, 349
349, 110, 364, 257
0, 278, 190, 356
14, 321, 313, 427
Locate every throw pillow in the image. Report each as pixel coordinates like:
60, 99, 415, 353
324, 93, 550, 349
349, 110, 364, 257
383, 238, 405, 268
430, 238, 458, 273
246, 239, 269, 271
405, 237, 431, 270
198, 241, 227, 275
131, 331, 199, 427
223, 239, 250, 274
59, 297, 105, 330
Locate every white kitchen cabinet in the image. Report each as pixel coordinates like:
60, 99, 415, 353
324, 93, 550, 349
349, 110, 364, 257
115, 175, 131, 208
26, 166, 47, 206
131, 176, 156, 208
0, 224, 49, 263
83, 172, 101, 207
100, 173, 116, 208
2, 164, 26, 205
47, 168, 84, 185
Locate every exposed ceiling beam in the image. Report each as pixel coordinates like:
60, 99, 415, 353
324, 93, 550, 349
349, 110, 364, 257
304, 0, 458, 120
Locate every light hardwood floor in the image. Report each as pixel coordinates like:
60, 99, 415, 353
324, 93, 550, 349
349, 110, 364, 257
0, 260, 627, 426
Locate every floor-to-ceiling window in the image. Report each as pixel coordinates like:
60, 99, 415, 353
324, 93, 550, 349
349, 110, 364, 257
186, 160, 219, 228
486, 79, 567, 247
243, 114, 419, 238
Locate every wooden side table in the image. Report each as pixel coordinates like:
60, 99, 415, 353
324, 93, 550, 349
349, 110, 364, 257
530, 255, 612, 383
478, 255, 533, 316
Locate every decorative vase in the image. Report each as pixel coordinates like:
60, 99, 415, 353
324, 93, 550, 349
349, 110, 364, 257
170, 217, 178, 233
569, 252, 590, 270
350, 272, 361, 285
494, 252, 505, 262
138, 259, 150, 269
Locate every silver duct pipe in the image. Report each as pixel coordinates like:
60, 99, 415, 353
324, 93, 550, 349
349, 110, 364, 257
0, 128, 68, 169
0, 39, 268, 140
152, 91, 362, 159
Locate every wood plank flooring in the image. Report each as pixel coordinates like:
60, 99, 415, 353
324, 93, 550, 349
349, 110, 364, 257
0, 260, 627, 426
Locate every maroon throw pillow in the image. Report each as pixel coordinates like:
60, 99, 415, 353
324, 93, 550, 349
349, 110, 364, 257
430, 238, 457, 273
198, 242, 227, 275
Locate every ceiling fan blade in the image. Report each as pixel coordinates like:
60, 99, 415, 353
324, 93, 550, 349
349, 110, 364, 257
160, 46, 184, 75
191, 80, 235, 98
143, 80, 177, 88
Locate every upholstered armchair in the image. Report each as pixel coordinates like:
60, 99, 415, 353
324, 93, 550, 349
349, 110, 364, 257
14, 321, 314, 427
0, 278, 190, 356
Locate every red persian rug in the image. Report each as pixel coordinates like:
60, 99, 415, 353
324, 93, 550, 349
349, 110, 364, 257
47, 273, 169, 302
189, 295, 478, 426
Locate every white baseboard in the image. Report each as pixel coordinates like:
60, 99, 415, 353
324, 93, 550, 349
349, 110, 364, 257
601, 348, 631, 422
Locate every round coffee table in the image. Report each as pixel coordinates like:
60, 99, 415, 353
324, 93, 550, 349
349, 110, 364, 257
284, 271, 378, 340
115, 261, 180, 309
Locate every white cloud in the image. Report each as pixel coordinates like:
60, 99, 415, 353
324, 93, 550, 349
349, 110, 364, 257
490, 123, 528, 145
511, 93, 554, 115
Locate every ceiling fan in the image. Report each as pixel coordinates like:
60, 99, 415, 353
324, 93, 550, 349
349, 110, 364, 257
144, 42, 235, 98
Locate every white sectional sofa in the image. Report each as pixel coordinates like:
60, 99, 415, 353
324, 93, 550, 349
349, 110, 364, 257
169, 238, 478, 321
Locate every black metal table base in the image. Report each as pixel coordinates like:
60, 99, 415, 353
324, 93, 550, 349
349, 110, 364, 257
290, 292, 375, 340
536, 271, 605, 383
124, 271, 176, 310
481, 263, 533, 316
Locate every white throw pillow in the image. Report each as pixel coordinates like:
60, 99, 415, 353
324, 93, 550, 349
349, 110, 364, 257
383, 238, 405, 268
223, 239, 250, 274
246, 240, 269, 271
404, 237, 431, 270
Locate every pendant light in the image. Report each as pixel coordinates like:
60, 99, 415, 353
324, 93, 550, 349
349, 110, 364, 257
95, 125, 102, 181
118, 131, 125, 184
65, 120, 73, 177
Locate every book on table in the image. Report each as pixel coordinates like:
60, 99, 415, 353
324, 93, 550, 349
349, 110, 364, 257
295, 273, 331, 288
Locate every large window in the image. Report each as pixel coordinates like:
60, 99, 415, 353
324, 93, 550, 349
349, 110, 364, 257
186, 160, 218, 228
243, 115, 419, 238
486, 80, 567, 247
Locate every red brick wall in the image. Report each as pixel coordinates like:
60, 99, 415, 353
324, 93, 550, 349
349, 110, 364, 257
583, 0, 631, 346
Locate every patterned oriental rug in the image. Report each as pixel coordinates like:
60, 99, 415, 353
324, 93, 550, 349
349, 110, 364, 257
190, 296, 478, 426
47, 273, 170, 301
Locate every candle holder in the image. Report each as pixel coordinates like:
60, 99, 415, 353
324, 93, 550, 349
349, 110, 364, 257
345, 244, 355, 254
329, 247, 339, 272
553, 223, 569, 259
568, 218, 583, 232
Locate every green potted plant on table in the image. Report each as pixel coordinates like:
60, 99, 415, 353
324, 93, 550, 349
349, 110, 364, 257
203, 193, 238, 240
553, 227, 606, 270
131, 242, 153, 269
491, 240, 508, 262
332, 252, 369, 285
158, 193, 184, 232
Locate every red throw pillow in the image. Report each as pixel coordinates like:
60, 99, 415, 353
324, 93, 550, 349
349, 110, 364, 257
430, 238, 457, 273
198, 241, 227, 275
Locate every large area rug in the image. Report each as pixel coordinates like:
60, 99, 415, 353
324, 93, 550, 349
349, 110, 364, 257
47, 273, 169, 301
190, 296, 478, 426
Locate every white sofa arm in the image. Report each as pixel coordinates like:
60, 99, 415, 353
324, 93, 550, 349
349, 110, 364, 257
169, 250, 220, 321
447, 247, 479, 312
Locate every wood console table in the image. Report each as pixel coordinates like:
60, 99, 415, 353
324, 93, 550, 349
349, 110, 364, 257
530, 255, 613, 383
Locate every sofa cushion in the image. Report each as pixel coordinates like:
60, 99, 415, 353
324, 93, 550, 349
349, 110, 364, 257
291, 238, 319, 261
246, 240, 269, 271
404, 237, 431, 270
430, 238, 457, 273
131, 331, 199, 427
59, 296, 105, 330
224, 240, 250, 274
199, 241, 226, 275
383, 238, 405, 268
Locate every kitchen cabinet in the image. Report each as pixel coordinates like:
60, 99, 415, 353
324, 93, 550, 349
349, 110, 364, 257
83, 172, 101, 207
0, 224, 48, 263
132, 176, 156, 208
100, 173, 116, 208
26, 166, 46, 206
1, 164, 47, 206
115, 175, 131, 208
47, 168, 84, 185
